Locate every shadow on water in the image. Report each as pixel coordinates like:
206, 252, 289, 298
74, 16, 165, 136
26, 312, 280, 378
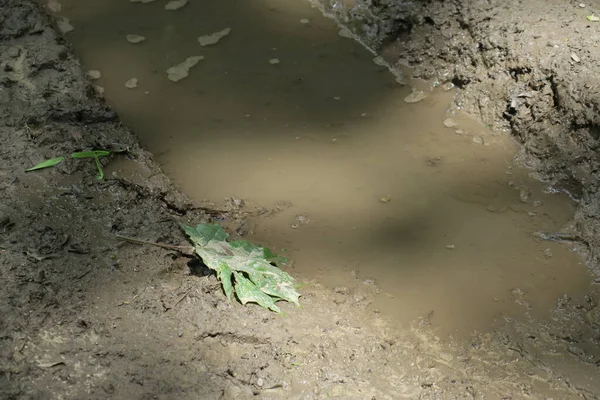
60, 0, 401, 146
56, 0, 592, 335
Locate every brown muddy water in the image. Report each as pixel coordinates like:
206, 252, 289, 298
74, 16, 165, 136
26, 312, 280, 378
52, 0, 591, 335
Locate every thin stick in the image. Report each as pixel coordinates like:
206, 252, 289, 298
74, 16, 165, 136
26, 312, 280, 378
168, 287, 193, 311
116, 235, 195, 256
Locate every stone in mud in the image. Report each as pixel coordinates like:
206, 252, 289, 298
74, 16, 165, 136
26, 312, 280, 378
126, 34, 146, 44
442, 82, 455, 91
166, 56, 204, 82
472, 136, 484, 145
198, 28, 231, 46
403, 89, 427, 103
443, 118, 458, 128
300, 19, 310, 24
295, 214, 310, 225
87, 70, 101, 80
56, 17, 73, 34
269, 58, 280, 65
165, 0, 187, 10
519, 187, 531, 203
47, 0, 61, 12
94, 85, 105, 95
125, 78, 138, 89
372, 56, 387, 67
395, 76, 407, 85
338, 27, 353, 38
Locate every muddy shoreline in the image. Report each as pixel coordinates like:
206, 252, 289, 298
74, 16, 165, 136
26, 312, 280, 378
314, 0, 600, 275
1, 0, 599, 398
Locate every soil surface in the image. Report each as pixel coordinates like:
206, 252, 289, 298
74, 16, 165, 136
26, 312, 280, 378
1, 0, 599, 399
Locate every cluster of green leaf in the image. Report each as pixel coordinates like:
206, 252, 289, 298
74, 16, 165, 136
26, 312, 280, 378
26, 150, 123, 180
182, 223, 300, 313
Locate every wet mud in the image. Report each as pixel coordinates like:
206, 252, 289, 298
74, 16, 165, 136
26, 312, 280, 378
0, 0, 599, 399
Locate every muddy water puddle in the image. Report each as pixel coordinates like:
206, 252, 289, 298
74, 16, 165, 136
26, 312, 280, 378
54, 0, 591, 335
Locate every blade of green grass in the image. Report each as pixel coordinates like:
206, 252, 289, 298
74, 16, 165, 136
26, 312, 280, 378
71, 150, 111, 159
25, 157, 65, 172
93, 154, 104, 180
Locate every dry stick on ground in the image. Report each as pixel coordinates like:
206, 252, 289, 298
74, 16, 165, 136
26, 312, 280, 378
117, 235, 197, 303
116, 235, 195, 256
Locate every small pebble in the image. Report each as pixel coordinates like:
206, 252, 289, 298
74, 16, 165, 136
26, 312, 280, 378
47, 0, 62, 12
300, 19, 310, 24
87, 70, 101, 80
269, 58, 280, 65
7, 46, 20, 57
403, 89, 427, 103
164, 0, 187, 10
57, 17, 74, 34
198, 28, 231, 46
125, 78, 138, 89
446, 245, 455, 249
472, 136, 484, 145
443, 118, 458, 128
338, 28, 353, 38
372, 56, 387, 67
579, 3, 586, 8
442, 82, 455, 91
296, 214, 310, 224
126, 34, 146, 44
571, 53, 581, 63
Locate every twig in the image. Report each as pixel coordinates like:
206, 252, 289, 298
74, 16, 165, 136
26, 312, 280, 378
532, 231, 587, 246
76, 268, 91, 279
167, 287, 193, 312
116, 235, 195, 256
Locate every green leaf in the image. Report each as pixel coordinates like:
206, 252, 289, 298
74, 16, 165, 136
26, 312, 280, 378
71, 150, 111, 159
233, 272, 281, 313
587, 14, 599, 22
216, 261, 234, 300
25, 156, 65, 171
181, 223, 301, 312
182, 223, 229, 248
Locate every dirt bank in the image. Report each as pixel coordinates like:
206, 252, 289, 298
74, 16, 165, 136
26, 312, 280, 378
1, 0, 599, 399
